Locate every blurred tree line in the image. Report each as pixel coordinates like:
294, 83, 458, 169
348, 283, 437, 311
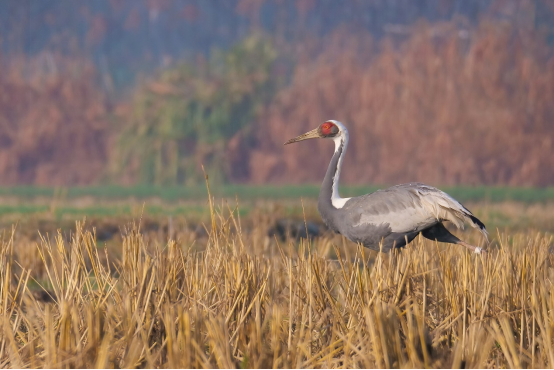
3, 0, 532, 90
0, 0, 553, 187
112, 35, 279, 185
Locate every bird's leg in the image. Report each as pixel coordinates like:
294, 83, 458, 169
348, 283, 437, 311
458, 241, 486, 255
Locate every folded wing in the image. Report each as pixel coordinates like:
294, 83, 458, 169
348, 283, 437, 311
347, 183, 488, 240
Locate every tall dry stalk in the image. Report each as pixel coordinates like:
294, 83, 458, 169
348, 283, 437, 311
0, 202, 553, 367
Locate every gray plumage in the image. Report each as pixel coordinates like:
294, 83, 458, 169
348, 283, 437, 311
320, 182, 488, 252
285, 120, 488, 253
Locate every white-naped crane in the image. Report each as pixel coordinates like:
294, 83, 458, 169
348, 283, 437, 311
284, 120, 488, 253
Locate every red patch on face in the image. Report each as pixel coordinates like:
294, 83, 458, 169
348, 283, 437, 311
321, 122, 335, 136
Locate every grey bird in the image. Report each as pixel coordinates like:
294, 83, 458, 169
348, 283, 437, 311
284, 120, 488, 253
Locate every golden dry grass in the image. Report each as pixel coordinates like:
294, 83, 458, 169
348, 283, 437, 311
0, 196, 553, 368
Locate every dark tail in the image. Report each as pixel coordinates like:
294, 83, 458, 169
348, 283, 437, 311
467, 214, 488, 241
468, 214, 486, 230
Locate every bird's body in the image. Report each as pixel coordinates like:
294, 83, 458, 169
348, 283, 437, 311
285, 120, 487, 253
319, 182, 487, 252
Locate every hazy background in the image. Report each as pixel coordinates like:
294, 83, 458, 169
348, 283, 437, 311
1, 0, 553, 188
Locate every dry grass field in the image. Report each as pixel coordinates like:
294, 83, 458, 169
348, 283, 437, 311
0, 192, 553, 368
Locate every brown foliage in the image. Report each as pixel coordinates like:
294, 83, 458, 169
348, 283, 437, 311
0, 55, 109, 185
252, 21, 554, 186
1, 18, 553, 187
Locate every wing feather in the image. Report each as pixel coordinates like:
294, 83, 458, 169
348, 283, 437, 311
348, 183, 488, 241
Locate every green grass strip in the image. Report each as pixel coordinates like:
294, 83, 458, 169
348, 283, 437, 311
0, 185, 552, 203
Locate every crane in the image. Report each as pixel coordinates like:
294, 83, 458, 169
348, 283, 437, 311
284, 120, 488, 254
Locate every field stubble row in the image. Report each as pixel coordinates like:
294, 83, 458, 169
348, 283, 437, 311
0, 196, 553, 368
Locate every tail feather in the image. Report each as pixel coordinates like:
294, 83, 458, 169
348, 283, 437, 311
434, 200, 488, 241
467, 213, 488, 241
415, 186, 488, 242
468, 214, 486, 231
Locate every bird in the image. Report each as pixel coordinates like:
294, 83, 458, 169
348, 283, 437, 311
284, 120, 488, 254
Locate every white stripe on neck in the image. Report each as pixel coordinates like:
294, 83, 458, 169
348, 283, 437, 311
331, 130, 351, 209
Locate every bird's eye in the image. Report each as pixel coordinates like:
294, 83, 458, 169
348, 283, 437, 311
320, 122, 338, 137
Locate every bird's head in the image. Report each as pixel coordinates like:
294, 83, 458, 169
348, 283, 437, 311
284, 120, 347, 145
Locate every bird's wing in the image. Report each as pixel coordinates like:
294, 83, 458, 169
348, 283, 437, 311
345, 183, 488, 240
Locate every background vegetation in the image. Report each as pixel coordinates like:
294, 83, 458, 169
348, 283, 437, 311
112, 35, 279, 185
0, 0, 553, 187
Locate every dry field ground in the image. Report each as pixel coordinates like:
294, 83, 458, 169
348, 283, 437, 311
0, 195, 553, 368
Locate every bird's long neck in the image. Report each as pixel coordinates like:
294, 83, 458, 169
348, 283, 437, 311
318, 131, 350, 215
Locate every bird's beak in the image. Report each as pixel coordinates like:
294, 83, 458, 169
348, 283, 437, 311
284, 128, 320, 145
